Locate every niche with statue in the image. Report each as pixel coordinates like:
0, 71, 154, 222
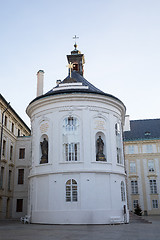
40, 134, 48, 164
95, 132, 106, 161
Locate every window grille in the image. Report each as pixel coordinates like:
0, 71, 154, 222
149, 180, 157, 194
66, 179, 78, 202
121, 181, 125, 201
131, 180, 138, 194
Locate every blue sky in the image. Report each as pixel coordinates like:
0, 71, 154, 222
1, 0, 160, 126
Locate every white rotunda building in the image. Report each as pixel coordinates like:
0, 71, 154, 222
26, 44, 129, 224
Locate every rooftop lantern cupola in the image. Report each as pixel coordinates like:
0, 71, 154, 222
67, 35, 85, 76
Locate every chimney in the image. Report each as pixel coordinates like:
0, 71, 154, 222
123, 115, 131, 132
37, 70, 44, 97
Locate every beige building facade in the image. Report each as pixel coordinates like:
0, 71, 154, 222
0, 94, 31, 219
124, 117, 160, 215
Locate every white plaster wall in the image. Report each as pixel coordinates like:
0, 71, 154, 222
27, 93, 128, 224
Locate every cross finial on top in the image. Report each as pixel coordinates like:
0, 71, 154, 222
73, 35, 79, 50
73, 35, 79, 42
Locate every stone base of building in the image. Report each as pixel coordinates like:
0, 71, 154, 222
30, 209, 129, 224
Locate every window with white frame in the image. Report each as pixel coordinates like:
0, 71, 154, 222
146, 144, 153, 153
63, 117, 80, 162
152, 199, 158, 208
133, 199, 138, 208
64, 117, 78, 132
66, 179, 78, 202
65, 143, 78, 161
131, 180, 138, 194
128, 145, 135, 154
148, 160, 155, 172
130, 161, 136, 174
115, 122, 121, 135
115, 122, 123, 164
149, 179, 157, 194
121, 181, 125, 201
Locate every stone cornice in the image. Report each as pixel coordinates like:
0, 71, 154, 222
26, 93, 126, 122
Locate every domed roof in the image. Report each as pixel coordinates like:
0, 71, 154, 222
46, 71, 104, 95
29, 70, 125, 109
28, 45, 125, 110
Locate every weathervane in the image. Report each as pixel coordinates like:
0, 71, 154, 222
66, 62, 73, 78
73, 35, 79, 50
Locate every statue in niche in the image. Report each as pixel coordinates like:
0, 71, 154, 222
40, 138, 48, 164
96, 136, 106, 161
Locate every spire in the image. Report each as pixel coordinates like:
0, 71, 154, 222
67, 36, 85, 76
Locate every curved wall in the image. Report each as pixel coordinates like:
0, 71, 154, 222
26, 93, 129, 224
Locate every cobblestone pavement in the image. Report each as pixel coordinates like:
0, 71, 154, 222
0, 216, 160, 240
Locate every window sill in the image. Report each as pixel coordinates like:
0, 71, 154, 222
36, 163, 52, 167
91, 161, 111, 164
59, 161, 83, 164
116, 163, 124, 167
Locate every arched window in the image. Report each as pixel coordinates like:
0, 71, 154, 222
63, 117, 78, 132
63, 117, 80, 162
73, 62, 79, 71
121, 181, 125, 201
66, 179, 78, 202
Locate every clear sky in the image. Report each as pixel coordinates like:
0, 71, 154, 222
1, 0, 160, 127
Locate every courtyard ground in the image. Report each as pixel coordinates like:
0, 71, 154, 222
0, 216, 159, 240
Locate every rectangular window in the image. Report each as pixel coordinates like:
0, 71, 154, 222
4, 116, 7, 127
133, 199, 139, 208
117, 147, 122, 164
152, 200, 158, 208
8, 170, 11, 191
146, 144, 153, 153
148, 160, 155, 172
19, 148, 25, 159
18, 129, 20, 137
128, 145, 134, 154
18, 169, 24, 184
11, 123, 14, 133
150, 180, 157, 194
115, 122, 121, 136
2, 140, 6, 157
10, 145, 13, 161
16, 199, 23, 212
115, 122, 123, 165
0, 167, 4, 189
131, 180, 138, 194
65, 143, 78, 161
130, 162, 136, 174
